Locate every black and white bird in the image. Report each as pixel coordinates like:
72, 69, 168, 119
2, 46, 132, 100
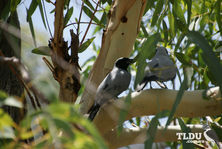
137, 47, 177, 91
88, 57, 134, 121
203, 124, 221, 149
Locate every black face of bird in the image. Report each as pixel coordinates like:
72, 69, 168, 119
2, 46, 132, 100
115, 57, 134, 70
156, 47, 169, 56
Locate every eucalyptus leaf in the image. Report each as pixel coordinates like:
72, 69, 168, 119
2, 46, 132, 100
134, 33, 161, 89
32, 46, 51, 56
64, 7, 73, 26
178, 118, 195, 149
79, 37, 95, 53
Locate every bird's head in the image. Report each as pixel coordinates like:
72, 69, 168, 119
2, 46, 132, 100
156, 47, 169, 56
115, 57, 134, 70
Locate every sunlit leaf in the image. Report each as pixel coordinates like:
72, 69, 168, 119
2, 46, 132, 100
0, 109, 14, 128
32, 46, 51, 56
79, 37, 95, 53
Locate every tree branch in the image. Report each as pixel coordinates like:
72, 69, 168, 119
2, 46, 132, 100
93, 87, 221, 135
80, 0, 147, 114
104, 125, 204, 149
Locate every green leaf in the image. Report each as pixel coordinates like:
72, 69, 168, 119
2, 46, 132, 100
144, 110, 169, 149
117, 91, 131, 135
85, 0, 94, 11
151, 0, 164, 27
144, 0, 155, 14
136, 117, 141, 127
215, 0, 222, 36
26, 8, 37, 47
162, 20, 168, 45
186, 31, 222, 93
0, 91, 8, 100
174, 34, 185, 52
178, 118, 195, 149
53, 118, 75, 139
27, 0, 38, 20
168, 10, 175, 37
64, 7, 73, 26
10, 0, 21, 12
173, 0, 186, 25
37, 0, 47, 29
0, 109, 14, 129
175, 52, 190, 66
166, 76, 188, 127
32, 46, 51, 56
79, 37, 95, 53
0, 0, 11, 20
184, 0, 192, 25
141, 22, 148, 37
83, 6, 100, 24
134, 33, 161, 89
211, 123, 222, 141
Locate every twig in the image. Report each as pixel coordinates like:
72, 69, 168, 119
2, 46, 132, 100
80, 0, 100, 46
42, 0, 53, 38
42, 57, 55, 73
65, 22, 104, 28
77, 0, 85, 35
91, 0, 105, 10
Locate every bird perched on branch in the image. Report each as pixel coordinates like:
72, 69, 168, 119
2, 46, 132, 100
137, 47, 177, 91
88, 57, 134, 121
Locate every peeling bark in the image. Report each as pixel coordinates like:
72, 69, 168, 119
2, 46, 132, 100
50, 0, 81, 103
80, 0, 147, 114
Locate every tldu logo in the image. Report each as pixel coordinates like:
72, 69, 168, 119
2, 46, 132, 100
176, 132, 205, 143
176, 133, 202, 140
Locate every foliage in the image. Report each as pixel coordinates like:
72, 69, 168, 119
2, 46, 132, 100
0, 0, 222, 148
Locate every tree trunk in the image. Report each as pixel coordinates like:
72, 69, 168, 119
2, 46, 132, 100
0, 4, 25, 124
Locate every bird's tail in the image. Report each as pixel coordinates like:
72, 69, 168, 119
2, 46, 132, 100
136, 75, 158, 92
88, 104, 100, 121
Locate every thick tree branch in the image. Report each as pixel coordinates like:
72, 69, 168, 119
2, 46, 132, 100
104, 125, 204, 149
93, 87, 221, 135
80, 0, 147, 114
50, 0, 81, 103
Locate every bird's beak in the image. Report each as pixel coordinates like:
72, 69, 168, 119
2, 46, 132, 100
128, 59, 135, 64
